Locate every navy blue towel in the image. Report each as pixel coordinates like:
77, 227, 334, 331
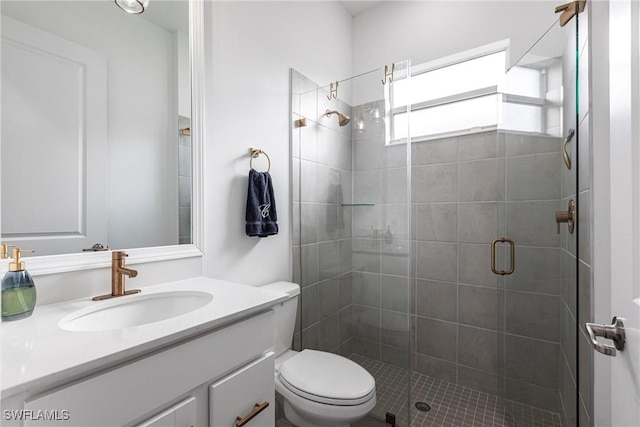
246, 169, 278, 237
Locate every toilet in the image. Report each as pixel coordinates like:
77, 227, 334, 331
261, 282, 376, 427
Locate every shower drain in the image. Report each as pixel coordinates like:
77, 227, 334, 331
415, 401, 432, 412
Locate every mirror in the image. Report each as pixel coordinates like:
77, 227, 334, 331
1, 0, 197, 260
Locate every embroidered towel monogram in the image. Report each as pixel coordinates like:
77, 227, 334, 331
246, 169, 278, 237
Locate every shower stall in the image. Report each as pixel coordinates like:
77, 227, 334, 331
291, 16, 582, 427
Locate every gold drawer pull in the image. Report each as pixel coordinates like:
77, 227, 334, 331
491, 237, 515, 275
235, 401, 269, 427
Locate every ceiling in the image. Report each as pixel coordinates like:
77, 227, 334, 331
141, 0, 189, 33
141, 1, 380, 30
341, 1, 384, 16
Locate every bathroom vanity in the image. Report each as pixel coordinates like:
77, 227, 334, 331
0, 277, 287, 426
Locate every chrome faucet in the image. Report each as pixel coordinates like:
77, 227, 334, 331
92, 251, 140, 301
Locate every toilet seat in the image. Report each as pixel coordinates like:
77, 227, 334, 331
279, 350, 375, 406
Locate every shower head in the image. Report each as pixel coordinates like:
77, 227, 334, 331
325, 109, 351, 126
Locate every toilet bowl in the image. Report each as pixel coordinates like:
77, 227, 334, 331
261, 282, 376, 427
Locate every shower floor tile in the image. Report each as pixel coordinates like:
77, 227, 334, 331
350, 355, 564, 427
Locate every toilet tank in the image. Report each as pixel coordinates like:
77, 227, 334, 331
260, 281, 300, 357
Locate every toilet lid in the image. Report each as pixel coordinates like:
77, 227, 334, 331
279, 350, 375, 406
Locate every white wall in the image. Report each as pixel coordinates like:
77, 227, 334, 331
201, 1, 353, 285
352, 1, 558, 74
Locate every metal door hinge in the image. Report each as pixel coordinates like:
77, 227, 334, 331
555, 0, 586, 27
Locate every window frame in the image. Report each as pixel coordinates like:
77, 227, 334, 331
386, 39, 555, 145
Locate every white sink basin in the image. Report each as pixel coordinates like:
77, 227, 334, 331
59, 291, 213, 332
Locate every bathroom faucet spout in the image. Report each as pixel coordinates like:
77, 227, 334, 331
117, 267, 138, 278
92, 251, 141, 301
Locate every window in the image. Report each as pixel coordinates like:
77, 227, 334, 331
392, 50, 506, 107
388, 41, 554, 144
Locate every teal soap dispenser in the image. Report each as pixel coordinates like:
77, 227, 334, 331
1, 247, 36, 321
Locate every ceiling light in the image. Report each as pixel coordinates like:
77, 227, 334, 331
114, 0, 149, 14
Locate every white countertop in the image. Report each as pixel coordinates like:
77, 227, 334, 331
0, 277, 288, 397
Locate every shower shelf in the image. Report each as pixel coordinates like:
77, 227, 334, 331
340, 203, 375, 207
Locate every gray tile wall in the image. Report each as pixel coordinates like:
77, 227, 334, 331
291, 70, 354, 356
348, 100, 412, 367
408, 131, 564, 413
342, 119, 564, 411
178, 132, 192, 244
500, 132, 564, 414
292, 86, 413, 365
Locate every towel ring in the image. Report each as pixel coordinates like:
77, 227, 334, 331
250, 149, 271, 172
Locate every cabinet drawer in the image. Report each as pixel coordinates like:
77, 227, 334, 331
135, 397, 196, 427
209, 352, 274, 427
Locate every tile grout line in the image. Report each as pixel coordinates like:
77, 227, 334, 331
351, 354, 563, 427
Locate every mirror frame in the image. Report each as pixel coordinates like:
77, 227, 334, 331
0, 0, 204, 275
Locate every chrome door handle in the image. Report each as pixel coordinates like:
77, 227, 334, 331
586, 317, 626, 356
82, 243, 109, 252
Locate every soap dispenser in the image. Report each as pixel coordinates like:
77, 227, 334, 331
384, 225, 393, 244
1, 247, 36, 321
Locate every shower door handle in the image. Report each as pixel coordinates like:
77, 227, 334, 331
586, 317, 626, 356
562, 128, 575, 170
491, 237, 515, 275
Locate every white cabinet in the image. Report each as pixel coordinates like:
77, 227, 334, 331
5, 310, 275, 427
210, 353, 274, 427
136, 397, 196, 427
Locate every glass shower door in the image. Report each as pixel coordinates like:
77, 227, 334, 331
345, 62, 413, 427
290, 61, 413, 426
496, 18, 579, 427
